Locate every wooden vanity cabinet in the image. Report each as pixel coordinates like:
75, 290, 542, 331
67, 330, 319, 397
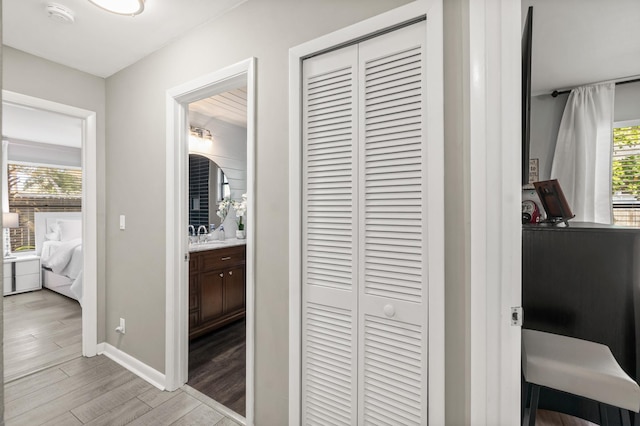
189, 244, 246, 340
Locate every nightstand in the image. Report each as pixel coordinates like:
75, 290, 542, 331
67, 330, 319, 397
3, 255, 42, 296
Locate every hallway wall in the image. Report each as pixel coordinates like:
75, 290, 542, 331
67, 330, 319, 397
2, 46, 107, 343
103, 0, 411, 423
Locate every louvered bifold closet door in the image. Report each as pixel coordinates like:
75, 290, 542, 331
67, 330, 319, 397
357, 22, 428, 425
302, 45, 359, 425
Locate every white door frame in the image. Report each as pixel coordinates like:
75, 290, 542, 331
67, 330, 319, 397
2, 90, 98, 357
288, 2, 445, 424
466, 0, 521, 423
165, 58, 256, 424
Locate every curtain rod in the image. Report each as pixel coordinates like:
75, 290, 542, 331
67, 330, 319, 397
551, 77, 640, 97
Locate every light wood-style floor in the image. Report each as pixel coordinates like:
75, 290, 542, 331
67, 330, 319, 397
4, 289, 82, 383
5, 290, 597, 425
3, 289, 243, 426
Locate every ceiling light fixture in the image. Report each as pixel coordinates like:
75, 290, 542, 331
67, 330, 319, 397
88, 0, 145, 16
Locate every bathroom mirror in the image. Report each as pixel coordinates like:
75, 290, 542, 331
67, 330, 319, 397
189, 154, 227, 228
188, 88, 248, 230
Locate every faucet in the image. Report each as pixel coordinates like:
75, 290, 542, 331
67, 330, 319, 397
197, 225, 208, 242
188, 225, 195, 236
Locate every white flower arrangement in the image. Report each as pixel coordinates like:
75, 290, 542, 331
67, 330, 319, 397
217, 198, 231, 222
232, 193, 247, 231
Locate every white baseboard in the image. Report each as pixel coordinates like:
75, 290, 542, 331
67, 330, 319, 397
98, 342, 166, 390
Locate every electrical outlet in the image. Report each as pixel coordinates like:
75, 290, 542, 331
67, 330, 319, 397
115, 317, 126, 334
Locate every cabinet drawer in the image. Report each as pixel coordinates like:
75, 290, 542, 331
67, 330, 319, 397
200, 245, 246, 271
16, 273, 40, 292
14, 260, 40, 276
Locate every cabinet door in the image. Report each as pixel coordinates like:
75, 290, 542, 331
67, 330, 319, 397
200, 270, 224, 323
189, 273, 200, 329
189, 312, 200, 329
223, 266, 245, 314
189, 274, 199, 312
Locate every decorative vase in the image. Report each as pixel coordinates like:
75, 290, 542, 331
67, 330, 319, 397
236, 230, 246, 239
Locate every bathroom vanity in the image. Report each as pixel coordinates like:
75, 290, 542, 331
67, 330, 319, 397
189, 240, 246, 340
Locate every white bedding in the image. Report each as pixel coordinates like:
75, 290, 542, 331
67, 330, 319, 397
41, 239, 83, 303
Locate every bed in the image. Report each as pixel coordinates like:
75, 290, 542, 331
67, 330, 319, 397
34, 212, 83, 304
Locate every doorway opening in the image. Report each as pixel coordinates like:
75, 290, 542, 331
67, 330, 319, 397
165, 58, 256, 425
187, 88, 249, 416
2, 91, 98, 382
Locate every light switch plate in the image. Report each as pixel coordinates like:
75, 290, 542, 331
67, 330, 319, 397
119, 215, 125, 230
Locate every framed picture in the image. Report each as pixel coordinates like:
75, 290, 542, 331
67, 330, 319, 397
523, 158, 539, 189
533, 179, 575, 225
528, 158, 539, 183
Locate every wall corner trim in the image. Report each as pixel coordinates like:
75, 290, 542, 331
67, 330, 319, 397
98, 343, 166, 390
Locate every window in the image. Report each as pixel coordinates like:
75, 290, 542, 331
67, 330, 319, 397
612, 120, 640, 227
7, 163, 82, 251
219, 168, 230, 200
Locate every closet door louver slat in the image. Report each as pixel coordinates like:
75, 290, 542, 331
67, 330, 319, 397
302, 45, 358, 425
358, 22, 428, 425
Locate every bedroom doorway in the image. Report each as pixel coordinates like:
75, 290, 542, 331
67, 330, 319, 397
2, 91, 98, 369
165, 58, 256, 424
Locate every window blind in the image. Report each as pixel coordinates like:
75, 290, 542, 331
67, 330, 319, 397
8, 164, 82, 198
7, 164, 82, 251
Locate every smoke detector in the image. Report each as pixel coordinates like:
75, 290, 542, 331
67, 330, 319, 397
46, 3, 75, 24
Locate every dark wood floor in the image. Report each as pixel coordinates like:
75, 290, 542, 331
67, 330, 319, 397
188, 319, 246, 417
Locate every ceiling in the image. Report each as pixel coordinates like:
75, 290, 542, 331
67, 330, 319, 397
3, 0, 246, 78
3, 0, 247, 146
189, 88, 248, 129
523, 0, 640, 96
1, 88, 248, 148
9, 1, 635, 142
3, 102, 82, 148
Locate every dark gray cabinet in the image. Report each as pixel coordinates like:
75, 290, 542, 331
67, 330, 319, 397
523, 222, 640, 423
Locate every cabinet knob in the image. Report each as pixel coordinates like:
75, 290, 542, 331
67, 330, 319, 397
383, 304, 396, 318
219, 273, 224, 278
229, 271, 233, 276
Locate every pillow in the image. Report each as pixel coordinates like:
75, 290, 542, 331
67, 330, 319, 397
57, 219, 82, 241
45, 223, 61, 241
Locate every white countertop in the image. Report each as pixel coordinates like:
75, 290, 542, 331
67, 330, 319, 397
3, 253, 40, 263
188, 238, 246, 252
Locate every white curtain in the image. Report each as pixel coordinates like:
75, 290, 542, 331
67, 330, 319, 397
550, 82, 615, 223
2, 140, 9, 212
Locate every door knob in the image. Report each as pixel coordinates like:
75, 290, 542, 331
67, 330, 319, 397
383, 304, 395, 318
